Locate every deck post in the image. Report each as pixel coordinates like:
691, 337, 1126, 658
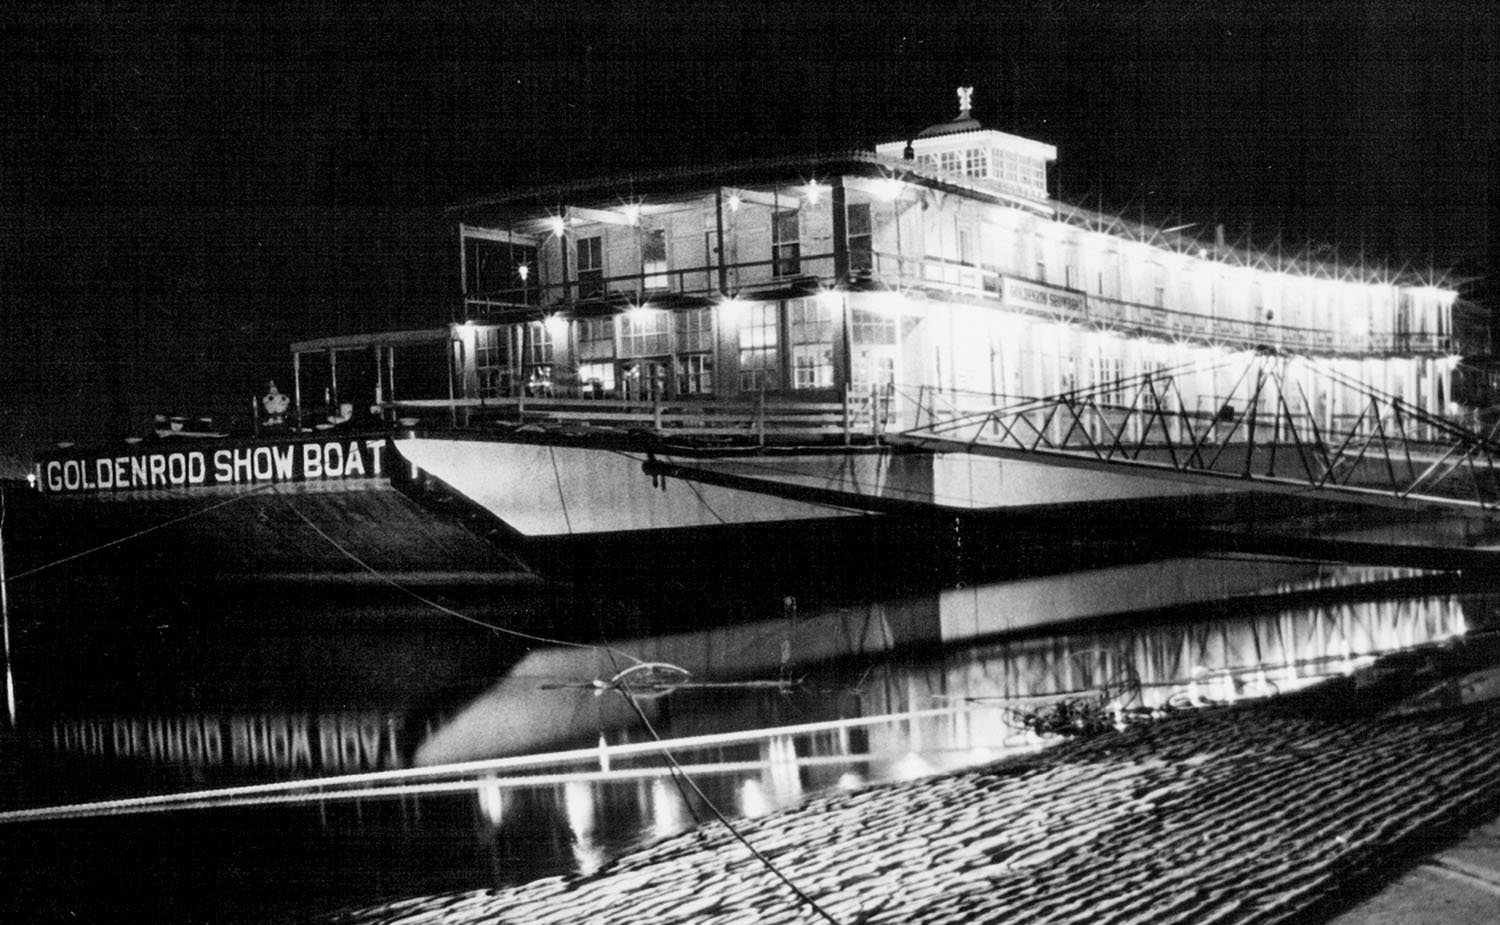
843, 389, 852, 445
292, 351, 302, 429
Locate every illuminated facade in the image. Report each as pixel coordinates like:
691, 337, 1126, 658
449, 88, 1463, 431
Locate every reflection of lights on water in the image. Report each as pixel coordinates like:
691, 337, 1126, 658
477, 777, 504, 826
966, 746, 997, 766
572, 843, 607, 877
740, 779, 772, 818
564, 780, 606, 876
651, 778, 689, 839
564, 780, 594, 840
893, 752, 933, 781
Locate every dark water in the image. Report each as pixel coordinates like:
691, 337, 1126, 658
1, 548, 1495, 923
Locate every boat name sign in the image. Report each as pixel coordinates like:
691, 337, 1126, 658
36, 438, 388, 494
1002, 277, 1086, 319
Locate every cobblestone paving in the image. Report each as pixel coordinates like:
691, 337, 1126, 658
327, 703, 1500, 924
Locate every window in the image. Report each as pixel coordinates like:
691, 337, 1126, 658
577, 235, 604, 298
464, 239, 538, 303
642, 228, 668, 291
675, 307, 713, 353
846, 202, 872, 273
963, 148, 987, 178
522, 322, 554, 394
773, 210, 800, 277
577, 317, 616, 361
677, 354, 714, 395
1032, 238, 1047, 283
620, 309, 670, 357
851, 309, 896, 346
789, 297, 835, 390
463, 239, 505, 293
1022, 156, 1046, 193
939, 150, 960, 174
578, 361, 616, 398
1151, 265, 1166, 309
738, 301, 781, 391
999, 151, 1020, 185
475, 326, 513, 398
1089, 355, 1126, 406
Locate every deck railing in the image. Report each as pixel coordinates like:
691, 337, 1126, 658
383, 389, 898, 446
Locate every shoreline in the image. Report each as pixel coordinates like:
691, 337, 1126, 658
324, 698, 1500, 924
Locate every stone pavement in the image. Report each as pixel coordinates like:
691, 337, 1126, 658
327, 701, 1500, 925
1327, 816, 1500, 923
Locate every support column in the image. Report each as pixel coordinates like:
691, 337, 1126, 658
831, 179, 849, 284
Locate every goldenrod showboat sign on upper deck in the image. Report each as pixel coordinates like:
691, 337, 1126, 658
35, 436, 390, 495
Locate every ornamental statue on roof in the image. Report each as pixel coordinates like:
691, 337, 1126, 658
915, 85, 985, 139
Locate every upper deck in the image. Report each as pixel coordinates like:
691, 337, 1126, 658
453, 153, 1459, 361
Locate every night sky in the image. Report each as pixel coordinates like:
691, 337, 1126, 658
2, 1, 1497, 471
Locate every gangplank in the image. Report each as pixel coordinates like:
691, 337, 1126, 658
886, 347, 1500, 519
642, 348, 1500, 572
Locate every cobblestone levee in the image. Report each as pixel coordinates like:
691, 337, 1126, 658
326, 703, 1500, 924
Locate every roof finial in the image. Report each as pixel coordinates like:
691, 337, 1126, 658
957, 86, 974, 116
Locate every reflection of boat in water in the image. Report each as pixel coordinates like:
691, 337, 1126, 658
19, 572, 1484, 780
13, 573, 1500, 912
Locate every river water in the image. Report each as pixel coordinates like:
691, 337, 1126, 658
0, 547, 1493, 923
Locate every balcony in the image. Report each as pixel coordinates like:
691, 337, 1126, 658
461, 248, 1450, 359
463, 253, 839, 321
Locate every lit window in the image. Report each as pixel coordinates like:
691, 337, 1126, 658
675, 307, 713, 353
577, 236, 604, 299
964, 148, 987, 178
738, 302, 781, 391
475, 326, 513, 398
642, 228, 668, 291
846, 203, 872, 273
621, 310, 670, 357
1000, 151, 1019, 184
789, 298, 834, 390
577, 317, 616, 360
578, 361, 616, 398
773, 210, 800, 277
1090, 354, 1125, 405
523, 321, 554, 365
851, 309, 896, 346
523, 322, 554, 395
